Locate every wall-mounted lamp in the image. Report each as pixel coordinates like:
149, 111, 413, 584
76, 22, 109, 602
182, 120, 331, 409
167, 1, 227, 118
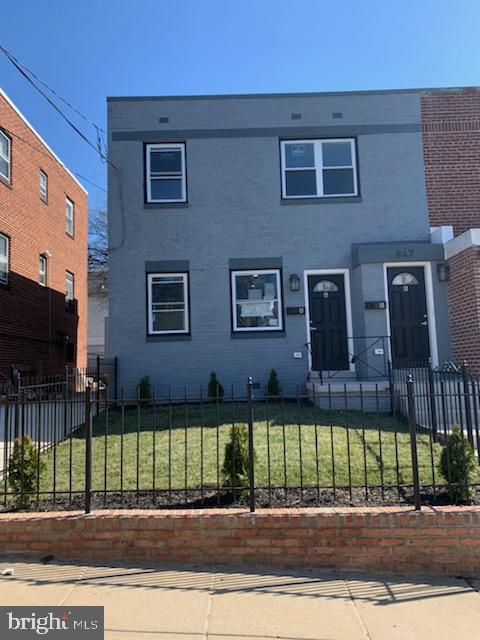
437, 263, 450, 282
289, 273, 300, 292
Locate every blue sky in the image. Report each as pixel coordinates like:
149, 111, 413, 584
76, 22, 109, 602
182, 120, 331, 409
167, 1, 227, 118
1, 0, 479, 209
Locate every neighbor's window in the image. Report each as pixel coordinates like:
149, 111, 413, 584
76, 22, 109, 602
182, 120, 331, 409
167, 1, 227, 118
39, 254, 47, 286
40, 170, 48, 202
147, 272, 189, 335
0, 130, 11, 182
146, 143, 186, 203
66, 197, 74, 236
0, 233, 9, 284
65, 271, 74, 301
280, 138, 358, 199
231, 269, 283, 332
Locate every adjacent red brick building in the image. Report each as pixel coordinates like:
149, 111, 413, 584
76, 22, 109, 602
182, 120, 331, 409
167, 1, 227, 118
422, 87, 480, 370
0, 89, 88, 378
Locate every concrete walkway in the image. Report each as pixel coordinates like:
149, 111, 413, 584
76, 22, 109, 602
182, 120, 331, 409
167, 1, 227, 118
0, 560, 479, 639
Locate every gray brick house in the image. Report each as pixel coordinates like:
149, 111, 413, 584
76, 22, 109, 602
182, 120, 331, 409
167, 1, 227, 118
107, 89, 451, 395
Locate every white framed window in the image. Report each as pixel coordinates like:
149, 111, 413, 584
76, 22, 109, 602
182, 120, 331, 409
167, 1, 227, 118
0, 130, 11, 182
147, 272, 189, 335
0, 233, 9, 284
146, 143, 186, 203
39, 254, 47, 286
66, 197, 74, 236
280, 138, 358, 199
231, 269, 283, 332
65, 271, 74, 301
40, 170, 48, 202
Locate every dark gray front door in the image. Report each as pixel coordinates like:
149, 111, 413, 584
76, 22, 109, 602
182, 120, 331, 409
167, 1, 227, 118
387, 266, 430, 367
308, 274, 348, 371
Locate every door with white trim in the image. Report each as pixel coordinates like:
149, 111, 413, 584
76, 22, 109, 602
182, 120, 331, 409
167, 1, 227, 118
308, 274, 348, 371
387, 266, 430, 367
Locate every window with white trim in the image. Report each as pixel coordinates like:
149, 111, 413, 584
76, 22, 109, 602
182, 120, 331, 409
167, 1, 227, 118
66, 197, 74, 236
65, 271, 74, 301
146, 143, 186, 203
0, 233, 9, 284
39, 254, 47, 286
40, 170, 48, 202
280, 138, 358, 199
0, 130, 11, 182
231, 269, 283, 332
147, 273, 189, 335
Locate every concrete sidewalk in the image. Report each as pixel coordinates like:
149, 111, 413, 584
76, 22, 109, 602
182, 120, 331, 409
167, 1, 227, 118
0, 560, 479, 639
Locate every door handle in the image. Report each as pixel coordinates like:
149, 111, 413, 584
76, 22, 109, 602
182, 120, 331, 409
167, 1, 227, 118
310, 327, 317, 331
421, 321, 428, 326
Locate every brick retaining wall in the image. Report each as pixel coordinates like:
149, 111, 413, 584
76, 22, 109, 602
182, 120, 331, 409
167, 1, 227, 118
1, 506, 479, 576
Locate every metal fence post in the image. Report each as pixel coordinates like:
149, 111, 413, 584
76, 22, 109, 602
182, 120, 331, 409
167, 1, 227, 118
406, 375, 421, 511
85, 385, 92, 514
113, 356, 118, 405
247, 377, 255, 513
427, 362, 438, 442
96, 355, 101, 416
461, 362, 474, 447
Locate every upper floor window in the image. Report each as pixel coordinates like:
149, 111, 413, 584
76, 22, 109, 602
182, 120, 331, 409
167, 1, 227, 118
147, 272, 189, 335
0, 233, 9, 284
66, 197, 74, 236
40, 170, 48, 202
146, 143, 186, 203
0, 130, 11, 183
280, 138, 358, 199
39, 254, 47, 286
231, 269, 283, 332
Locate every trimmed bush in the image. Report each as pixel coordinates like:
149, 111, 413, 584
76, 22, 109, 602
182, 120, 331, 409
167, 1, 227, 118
138, 375, 151, 400
222, 424, 251, 489
440, 425, 479, 503
8, 435, 44, 508
267, 369, 280, 396
208, 371, 224, 400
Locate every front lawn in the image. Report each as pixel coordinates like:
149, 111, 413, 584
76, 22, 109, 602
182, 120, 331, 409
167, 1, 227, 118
39, 400, 443, 497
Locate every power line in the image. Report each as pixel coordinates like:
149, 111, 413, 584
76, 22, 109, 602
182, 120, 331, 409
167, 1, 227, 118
0, 43, 106, 135
0, 43, 107, 161
1, 43, 126, 251
74, 173, 107, 193
2, 126, 106, 194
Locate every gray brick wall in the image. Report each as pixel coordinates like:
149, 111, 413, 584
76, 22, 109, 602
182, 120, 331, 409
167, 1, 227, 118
107, 90, 450, 395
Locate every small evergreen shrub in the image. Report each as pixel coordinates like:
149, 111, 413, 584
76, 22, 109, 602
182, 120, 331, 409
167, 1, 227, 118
208, 371, 224, 400
267, 369, 280, 396
222, 424, 251, 489
440, 425, 479, 503
8, 435, 44, 508
138, 375, 151, 400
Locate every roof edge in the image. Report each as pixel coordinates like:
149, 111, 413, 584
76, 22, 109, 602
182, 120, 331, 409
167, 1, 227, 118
0, 87, 88, 196
107, 85, 480, 103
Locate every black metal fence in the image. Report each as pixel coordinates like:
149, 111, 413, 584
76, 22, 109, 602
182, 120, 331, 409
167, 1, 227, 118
1, 367, 479, 513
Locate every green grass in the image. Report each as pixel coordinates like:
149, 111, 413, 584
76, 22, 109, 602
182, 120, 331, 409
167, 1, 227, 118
38, 401, 444, 495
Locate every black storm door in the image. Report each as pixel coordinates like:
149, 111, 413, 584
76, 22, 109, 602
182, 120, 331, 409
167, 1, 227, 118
308, 274, 348, 371
387, 266, 430, 367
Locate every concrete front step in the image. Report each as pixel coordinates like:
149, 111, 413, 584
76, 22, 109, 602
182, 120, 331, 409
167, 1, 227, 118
306, 378, 392, 411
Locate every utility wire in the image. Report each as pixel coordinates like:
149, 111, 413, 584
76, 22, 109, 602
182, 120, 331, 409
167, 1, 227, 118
0, 43, 106, 135
2, 126, 106, 194
0, 43, 107, 161
1, 43, 125, 250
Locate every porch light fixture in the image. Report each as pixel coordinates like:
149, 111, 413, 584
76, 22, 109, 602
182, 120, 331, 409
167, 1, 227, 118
289, 273, 300, 292
437, 263, 450, 282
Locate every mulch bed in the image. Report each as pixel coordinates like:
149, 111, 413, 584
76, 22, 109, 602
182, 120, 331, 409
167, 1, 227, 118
2, 485, 479, 512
